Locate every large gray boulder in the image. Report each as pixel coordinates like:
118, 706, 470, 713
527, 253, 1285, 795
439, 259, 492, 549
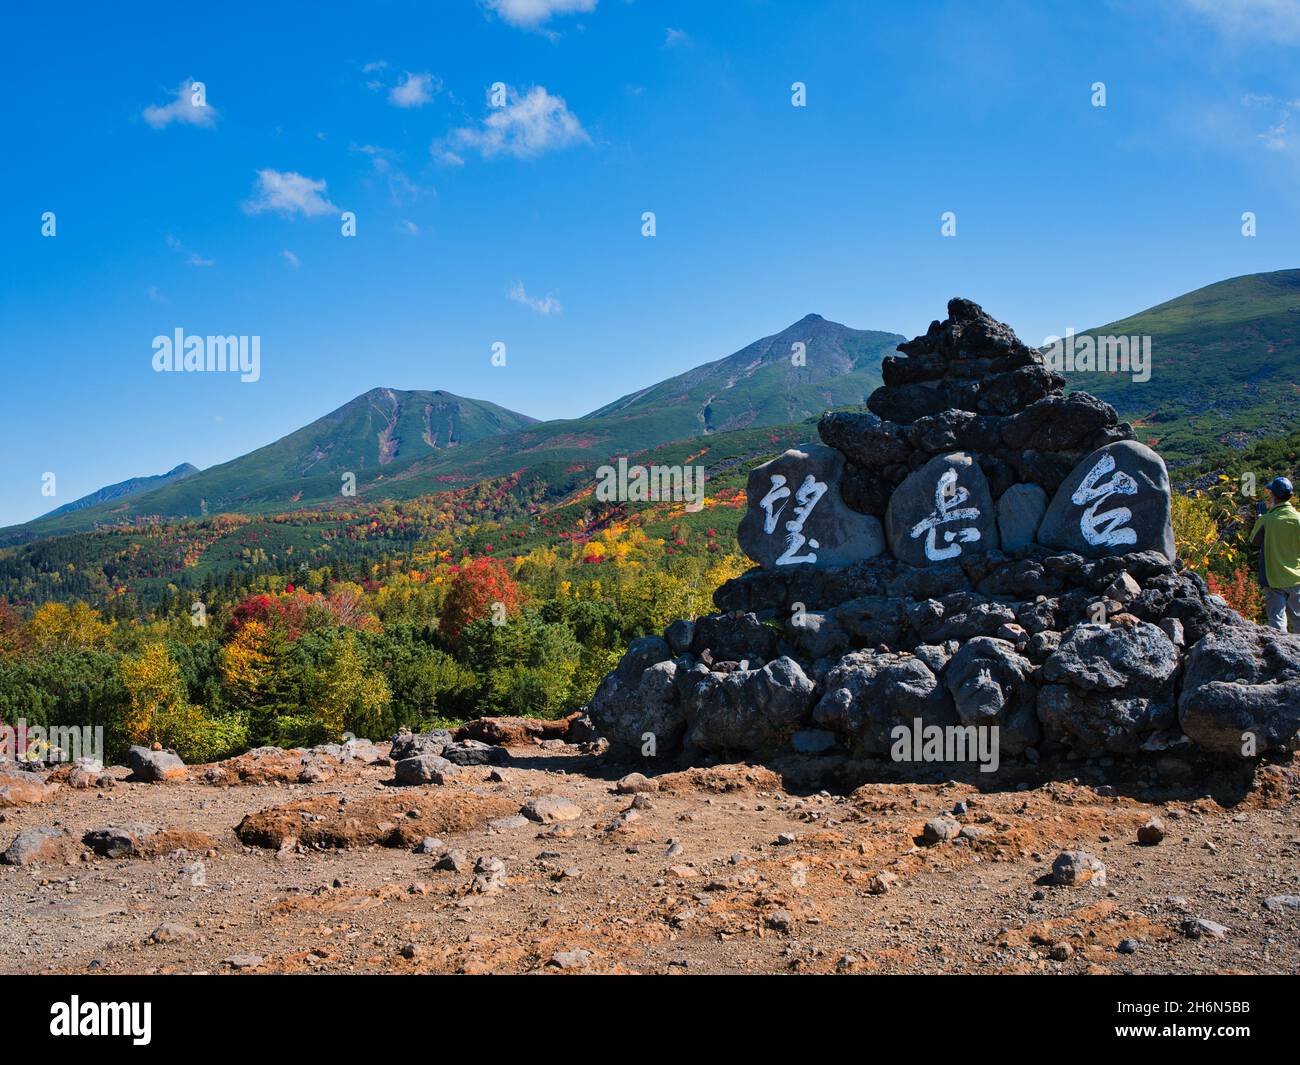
884, 452, 998, 567
1037, 441, 1175, 561
813, 650, 956, 755
389, 729, 453, 761
683, 657, 815, 752
738, 444, 885, 569
996, 483, 1048, 551
126, 746, 186, 782
586, 641, 686, 756
1037, 622, 1180, 755
1042, 621, 1179, 693
2, 826, 80, 866
1178, 627, 1300, 755
393, 754, 457, 785
942, 637, 1040, 754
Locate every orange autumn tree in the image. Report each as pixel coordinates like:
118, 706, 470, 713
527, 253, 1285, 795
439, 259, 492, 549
438, 558, 523, 647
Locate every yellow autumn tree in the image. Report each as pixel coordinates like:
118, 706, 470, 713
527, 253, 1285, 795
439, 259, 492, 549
313, 634, 391, 741
27, 601, 110, 652
220, 620, 272, 699
119, 642, 200, 750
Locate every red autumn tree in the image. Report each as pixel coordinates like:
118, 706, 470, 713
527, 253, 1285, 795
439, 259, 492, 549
438, 557, 523, 646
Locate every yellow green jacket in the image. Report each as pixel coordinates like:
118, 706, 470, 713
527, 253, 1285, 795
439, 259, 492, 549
1251, 502, 1300, 589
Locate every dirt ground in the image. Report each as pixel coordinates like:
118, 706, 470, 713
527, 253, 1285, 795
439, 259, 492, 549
2, 739, 1299, 975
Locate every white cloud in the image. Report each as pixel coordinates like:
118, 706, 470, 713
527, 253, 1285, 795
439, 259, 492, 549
398, 219, 420, 235
142, 78, 216, 130
483, 0, 596, 30
664, 27, 690, 47
146, 285, 167, 303
389, 71, 440, 108
508, 281, 562, 316
1181, 0, 1300, 43
281, 249, 301, 269
362, 60, 388, 73
444, 85, 589, 160
242, 170, 339, 218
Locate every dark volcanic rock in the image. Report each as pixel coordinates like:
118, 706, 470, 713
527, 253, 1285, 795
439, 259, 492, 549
587, 647, 685, 757
1038, 622, 1180, 755
884, 453, 998, 567
1000, 393, 1119, 452
812, 651, 955, 755
683, 657, 816, 753
738, 444, 885, 569
691, 612, 779, 664
1038, 440, 1175, 561
817, 410, 911, 468
943, 637, 1039, 754
1178, 628, 1300, 755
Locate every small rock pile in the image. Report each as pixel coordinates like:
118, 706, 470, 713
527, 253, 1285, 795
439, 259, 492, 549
589, 299, 1300, 774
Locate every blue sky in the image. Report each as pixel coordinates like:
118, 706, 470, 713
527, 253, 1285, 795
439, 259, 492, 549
4, 0, 1300, 527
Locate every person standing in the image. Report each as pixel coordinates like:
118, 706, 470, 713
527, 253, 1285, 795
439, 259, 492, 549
1251, 476, 1300, 632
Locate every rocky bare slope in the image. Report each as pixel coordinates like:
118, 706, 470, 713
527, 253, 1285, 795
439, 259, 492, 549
1, 726, 1298, 975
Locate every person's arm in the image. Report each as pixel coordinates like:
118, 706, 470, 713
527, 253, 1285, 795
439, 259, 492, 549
1251, 514, 1266, 544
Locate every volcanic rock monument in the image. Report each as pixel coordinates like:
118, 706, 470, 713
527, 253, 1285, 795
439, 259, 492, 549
589, 299, 1300, 775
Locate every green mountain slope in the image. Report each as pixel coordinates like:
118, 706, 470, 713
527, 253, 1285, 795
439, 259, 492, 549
586, 314, 900, 435
3, 389, 537, 544
1068, 269, 1300, 464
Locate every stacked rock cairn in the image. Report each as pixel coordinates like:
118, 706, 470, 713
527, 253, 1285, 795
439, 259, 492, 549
588, 299, 1300, 776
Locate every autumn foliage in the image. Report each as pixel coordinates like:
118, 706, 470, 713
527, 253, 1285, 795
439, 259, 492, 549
438, 558, 523, 645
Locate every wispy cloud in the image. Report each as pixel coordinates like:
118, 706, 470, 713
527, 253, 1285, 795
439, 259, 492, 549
242, 170, 339, 218
142, 78, 216, 130
441, 85, 589, 161
350, 143, 432, 204
1181, 0, 1300, 43
1242, 92, 1300, 151
398, 219, 420, 235
281, 249, 301, 269
664, 27, 690, 47
483, 0, 596, 31
352, 143, 396, 172
165, 233, 214, 267
508, 280, 562, 316
389, 71, 441, 108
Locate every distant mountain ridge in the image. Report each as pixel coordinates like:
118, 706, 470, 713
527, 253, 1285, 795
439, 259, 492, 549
42, 462, 200, 518
0, 317, 903, 545
10, 270, 1300, 547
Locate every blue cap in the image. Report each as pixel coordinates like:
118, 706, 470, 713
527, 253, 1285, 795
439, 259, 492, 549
1268, 476, 1293, 498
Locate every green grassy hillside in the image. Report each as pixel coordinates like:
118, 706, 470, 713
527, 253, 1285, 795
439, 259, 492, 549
1069, 269, 1300, 464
